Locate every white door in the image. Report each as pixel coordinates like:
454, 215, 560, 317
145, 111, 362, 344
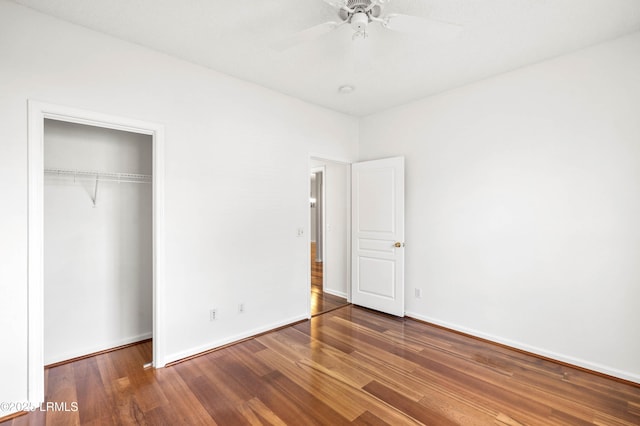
351, 157, 405, 316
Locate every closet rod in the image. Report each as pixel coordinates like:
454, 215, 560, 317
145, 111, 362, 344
44, 168, 152, 184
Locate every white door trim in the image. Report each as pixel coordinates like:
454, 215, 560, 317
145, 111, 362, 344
27, 101, 167, 404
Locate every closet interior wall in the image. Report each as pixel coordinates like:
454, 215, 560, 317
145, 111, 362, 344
43, 119, 153, 365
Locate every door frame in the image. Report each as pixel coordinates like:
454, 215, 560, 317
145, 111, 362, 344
310, 165, 326, 289
308, 155, 352, 317
27, 101, 166, 404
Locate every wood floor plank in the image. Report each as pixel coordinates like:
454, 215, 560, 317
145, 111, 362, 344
351, 411, 392, 426
258, 333, 372, 389
199, 354, 256, 407
95, 363, 140, 425
237, 397, 287, 426
547, 409, 597, 426
188, 374, 248, 425
224, 343, 276, 377
408, 355, 558, 425
246, 377, 325, 425
153, 367, 217, 425
349, 349, 444, 401
364, 380, 458, 425
138, 404, 186, 426
43, 364, 80, 426
72, 357, 116, 424
254, 339, 423, 425
264, 370, 351, 425
416, 391, 500, 426
310, 242, 349, 316
95, 343, 171, 425
292, 320, 357, 354
199, 346, 323, 425
300, 326, 431, 402
318, 321, 421, 372
333, 308, 394, 334
5, 305, 640, 426
592, 410, 640, 426
255, 346, 368, 421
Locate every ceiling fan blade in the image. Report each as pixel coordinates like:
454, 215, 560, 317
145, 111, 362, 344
322, 0, 348, 9
383, 13, 462, 40
270, 21, 340, 51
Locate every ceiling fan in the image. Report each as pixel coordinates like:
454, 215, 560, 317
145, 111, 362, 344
272, 0, 461, 51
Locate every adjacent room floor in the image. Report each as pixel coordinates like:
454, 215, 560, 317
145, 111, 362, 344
310, 242, 348, 316
4, 305, 639, 425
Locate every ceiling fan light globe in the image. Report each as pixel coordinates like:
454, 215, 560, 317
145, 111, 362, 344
351, 12, 369, 31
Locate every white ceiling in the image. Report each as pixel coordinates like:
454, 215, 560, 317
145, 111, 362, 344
11, 0, 640, 116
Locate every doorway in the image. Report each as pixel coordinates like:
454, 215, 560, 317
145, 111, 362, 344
27, 101, 166, 405
43, 119, 153, 366
309, 158, 350, 316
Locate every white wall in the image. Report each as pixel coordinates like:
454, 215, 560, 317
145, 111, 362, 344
0, 0, 358, 415
44, 120, 152, 365
359, 32, 640, 382
311, 159, 350, 298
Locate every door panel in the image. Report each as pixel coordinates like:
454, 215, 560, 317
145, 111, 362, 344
358, 257, 396, 298
351, 157, 405, 316
356, 169, 396, 232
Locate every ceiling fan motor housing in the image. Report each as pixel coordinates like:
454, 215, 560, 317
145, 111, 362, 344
339, 0, 382, 21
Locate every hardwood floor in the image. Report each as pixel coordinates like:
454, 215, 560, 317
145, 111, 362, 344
311, 242, 349, 316
4, 305, 639, 425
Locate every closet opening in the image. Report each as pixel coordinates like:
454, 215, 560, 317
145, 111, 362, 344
43, 119, 153, 367
27, 101, 166, 405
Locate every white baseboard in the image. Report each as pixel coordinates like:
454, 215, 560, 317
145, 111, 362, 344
44, 332, 152, 365
405, 311, 640, 385
164, 314, 309, 365
323, 288, 348, 299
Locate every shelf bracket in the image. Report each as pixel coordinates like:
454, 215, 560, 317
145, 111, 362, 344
92, 175, 99, 207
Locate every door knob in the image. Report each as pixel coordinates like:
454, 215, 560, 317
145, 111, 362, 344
394, 242, 403, 248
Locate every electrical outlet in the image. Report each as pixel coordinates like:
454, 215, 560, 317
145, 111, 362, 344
238, 303, 245, 313
297, 228, 304, 237
210, 309, 217, 321
415, 288, 422, 299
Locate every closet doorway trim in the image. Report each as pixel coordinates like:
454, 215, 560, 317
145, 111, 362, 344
27, 100, 167, 405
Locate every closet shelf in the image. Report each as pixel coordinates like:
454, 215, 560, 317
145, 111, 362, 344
44, 168, 152, 184
45, 168, 151, 207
